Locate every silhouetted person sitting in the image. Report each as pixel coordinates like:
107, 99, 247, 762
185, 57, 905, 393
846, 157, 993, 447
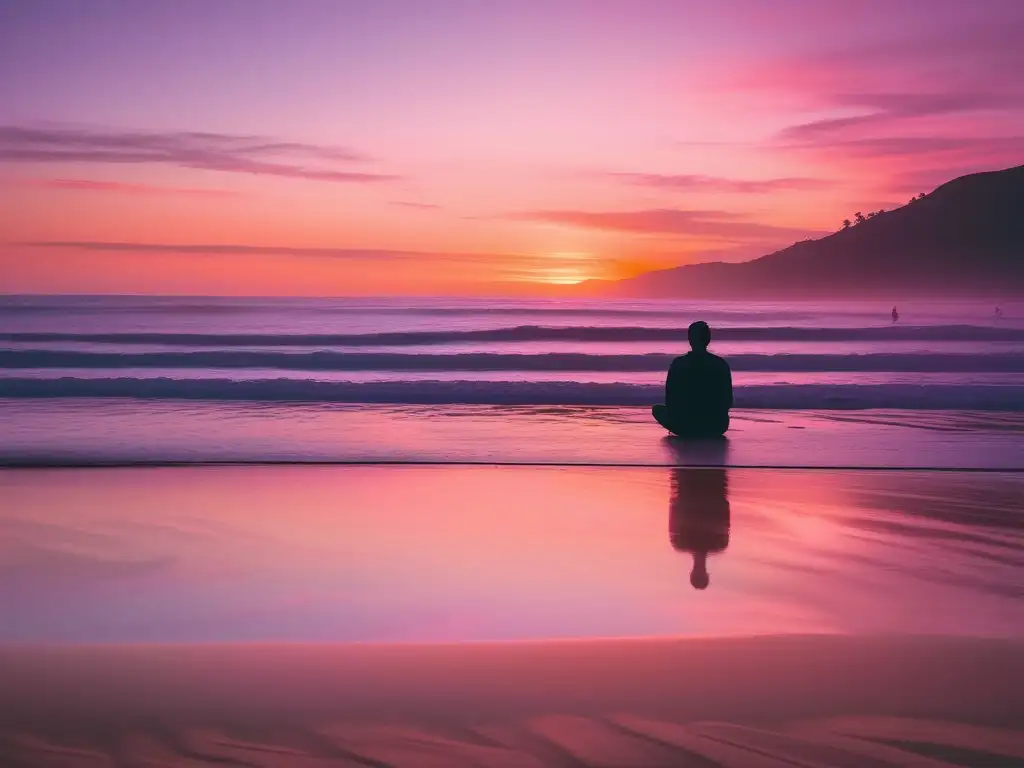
652, 321, 732, 437
668, 467, 731, 590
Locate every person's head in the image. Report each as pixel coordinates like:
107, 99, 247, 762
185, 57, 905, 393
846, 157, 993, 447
688, 321, 711, 352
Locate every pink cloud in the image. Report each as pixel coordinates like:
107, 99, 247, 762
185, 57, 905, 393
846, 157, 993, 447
777, 92, 1022, 145
519, 209, 824, 242
729, 19, 1024, 101
391, 200, 442, 210
23, 178, 242, 198
719, 19, 1024, 197
607, 173, 829, 194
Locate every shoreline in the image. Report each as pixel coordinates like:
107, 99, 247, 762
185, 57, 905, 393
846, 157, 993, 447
2, 405, 1023, 468
4, 460, 1024, 470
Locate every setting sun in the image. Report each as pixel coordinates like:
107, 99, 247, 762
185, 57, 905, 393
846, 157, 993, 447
542, 272, 588, 285
535, 253, 599, 285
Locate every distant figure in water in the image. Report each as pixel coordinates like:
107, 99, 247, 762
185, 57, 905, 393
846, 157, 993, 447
995, 306, 1003, 320
652, 321, 733, 437
668, 467, 731, 590
892, 306, 899, 324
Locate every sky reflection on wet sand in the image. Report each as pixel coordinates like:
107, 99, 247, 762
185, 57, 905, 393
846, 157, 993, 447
2, 465, 1021, 643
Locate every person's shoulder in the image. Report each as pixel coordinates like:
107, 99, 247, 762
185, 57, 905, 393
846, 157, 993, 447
708, 352, 731, 369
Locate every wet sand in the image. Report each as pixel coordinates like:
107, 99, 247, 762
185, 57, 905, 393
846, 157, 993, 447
2, 465, 1023, 765
3, 402, 1023, 468
3, 465, 1023, 642
2, 637, 1023, 766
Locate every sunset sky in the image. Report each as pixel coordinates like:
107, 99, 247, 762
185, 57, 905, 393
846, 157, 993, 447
2, 0, 1023, 295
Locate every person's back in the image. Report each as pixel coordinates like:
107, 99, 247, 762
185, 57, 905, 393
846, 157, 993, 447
666, 350, 732, 430
653, 321, 733, 437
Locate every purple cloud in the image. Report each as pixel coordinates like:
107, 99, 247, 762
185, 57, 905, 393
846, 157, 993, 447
0, 126, 398, 183
778, 91, 1024, 144
795, 136, 1024, 160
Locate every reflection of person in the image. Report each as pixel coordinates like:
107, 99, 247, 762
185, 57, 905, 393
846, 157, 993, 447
668, 467, 731, 590
652, 321, 733, 437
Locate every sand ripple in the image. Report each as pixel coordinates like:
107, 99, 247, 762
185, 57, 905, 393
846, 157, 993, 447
3, 716, 1023, 767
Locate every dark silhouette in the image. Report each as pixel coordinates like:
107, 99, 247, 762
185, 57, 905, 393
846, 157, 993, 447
892, 306, 899, 323
668, 466, 731, 590
652, 321, 733, 437
842, 218, 851, 229
576, 165, 1024, 298
995, 306, 1003, 319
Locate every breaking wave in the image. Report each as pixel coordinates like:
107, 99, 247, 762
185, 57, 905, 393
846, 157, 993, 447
2, 324, 1022, 347
4, 350, 1024, 372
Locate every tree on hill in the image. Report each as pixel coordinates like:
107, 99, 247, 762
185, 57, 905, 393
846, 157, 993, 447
854, 211, 865, 224
842, 218, 851, 229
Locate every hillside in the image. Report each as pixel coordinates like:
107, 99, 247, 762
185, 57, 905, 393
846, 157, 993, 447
580, 165, 1024, 298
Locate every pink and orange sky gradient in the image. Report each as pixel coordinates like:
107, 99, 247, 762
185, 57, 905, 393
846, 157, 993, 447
2, 0, 1023, 295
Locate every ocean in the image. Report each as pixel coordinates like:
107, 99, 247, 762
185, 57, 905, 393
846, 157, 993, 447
2, 295, 1022, 465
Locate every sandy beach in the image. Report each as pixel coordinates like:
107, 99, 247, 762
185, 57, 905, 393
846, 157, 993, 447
2, 636, 1023, 766
2, 464, 1023, 764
